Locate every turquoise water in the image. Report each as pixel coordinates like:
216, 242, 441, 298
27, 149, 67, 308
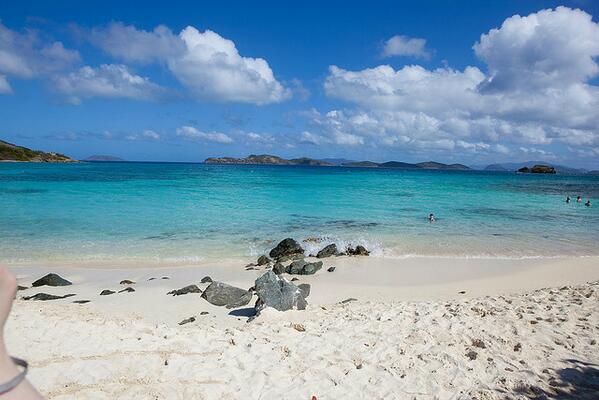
1, 162, 598, 265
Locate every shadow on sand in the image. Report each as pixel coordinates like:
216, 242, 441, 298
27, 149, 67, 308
228, 307, 257, 318
514, 359, 599, 399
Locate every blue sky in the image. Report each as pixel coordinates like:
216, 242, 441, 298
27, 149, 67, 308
1, 0, 599, 167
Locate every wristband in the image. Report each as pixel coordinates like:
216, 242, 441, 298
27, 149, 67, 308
0, 357, 28, 394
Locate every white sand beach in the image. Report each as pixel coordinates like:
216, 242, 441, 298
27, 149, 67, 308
6, 256, 599, 399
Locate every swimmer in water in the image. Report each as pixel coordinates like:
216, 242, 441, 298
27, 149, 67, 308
586, 199, 592, 207
566, 196, 571, 203
428, 213, 435, 222
577, 196, 582, 203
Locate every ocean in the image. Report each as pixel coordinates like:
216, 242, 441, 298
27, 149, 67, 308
1, 162, 598, 266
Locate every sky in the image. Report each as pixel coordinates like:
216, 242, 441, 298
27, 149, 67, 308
1, 0, 599, 168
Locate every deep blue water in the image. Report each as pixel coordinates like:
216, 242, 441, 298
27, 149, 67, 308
1, 162, 598, 265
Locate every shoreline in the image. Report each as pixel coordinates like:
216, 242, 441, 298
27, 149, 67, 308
5, 255, 599, 399
8, 255, 599, 326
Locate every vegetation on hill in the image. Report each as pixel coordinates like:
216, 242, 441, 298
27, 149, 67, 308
0, 140, 76, 162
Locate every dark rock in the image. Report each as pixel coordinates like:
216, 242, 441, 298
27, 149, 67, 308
347, 245, 370, 256
327, 266, 336, 272
17, 285, 28, 291
514, 343, 522, 352
253, 271, 307, 313
317, 244, 338, 258
466, 350, 478, 360
472, 339, 486, 349
291, 277, 299, 281
32, 273, 72, 287
340, 298, 357, 304
269, 238, 304, 260
22, 293, 76, 301
200, 311, 209, 315
286, 260, 323, 275
201, 282, 253, 309
161, 276, 170, 280
276, 253, 304, 263
298, 283, 311, 298
272, 262, 286, 275
257, 255, 271, 266
200, 276, 213, 284
148, 277, 156, 281
73, 300, 90, 304
119, 287, 135, 293
100, 289, 115, 296
167, 284, 202, 296
120, 279, 135, 285
178, 317, 196, 325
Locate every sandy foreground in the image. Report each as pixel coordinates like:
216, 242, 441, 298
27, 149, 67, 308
5, 256, 599, 399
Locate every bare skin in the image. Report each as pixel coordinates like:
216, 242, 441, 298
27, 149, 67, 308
0, 266, 43, 399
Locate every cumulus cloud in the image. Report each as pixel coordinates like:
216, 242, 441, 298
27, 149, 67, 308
89, 22, 182, 64
318, 7, 599, 162
176, 126, 234, 144
474, 6, 599, 92
0, 22, 80, 90
382, 35, 431, 59
90, 23, 290, 104
53, 64, 165, 104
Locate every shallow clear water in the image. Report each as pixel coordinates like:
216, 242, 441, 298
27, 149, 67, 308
1, 162, 598, 265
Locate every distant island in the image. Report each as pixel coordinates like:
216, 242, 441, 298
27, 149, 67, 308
204, 154, 471, 171
83, 155, 125, 162
204, 155, 333, 166
517, 165, 556, 174
0, 139, 76, 163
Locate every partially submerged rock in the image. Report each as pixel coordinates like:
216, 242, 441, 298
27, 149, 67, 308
100, 289, 115, 296
17, 285, 28, 291
32, 273, 72, 287
346, 245, 370, 256
257, 255, 271, 266
269, 238, 304, 260
286, 260, 323, 275
317, 244, 338, 258
119, 287, 135, 293
254, 271, 307, 313
73, 300, 90, 304
120, 279, 135, 285
201, 282, 252, 309
167, 284, 201, 296
200, 276, 213, 284
22, 293, 76, 301
327, 266, 336, 272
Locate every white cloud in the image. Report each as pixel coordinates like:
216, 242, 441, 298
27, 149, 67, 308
53, 64, 165, 104
176, 126, 234, 144
90, 23, 290, 104
474, 6, 599, 92
0, 22, 80, 90
125, 130, 161, 141
318, 7, 599, 160
382, 35, 431, 59
0, 75, 11, 94
300, 131, 329, 145
90, 22, 182, 64
246, 132, 275, 143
